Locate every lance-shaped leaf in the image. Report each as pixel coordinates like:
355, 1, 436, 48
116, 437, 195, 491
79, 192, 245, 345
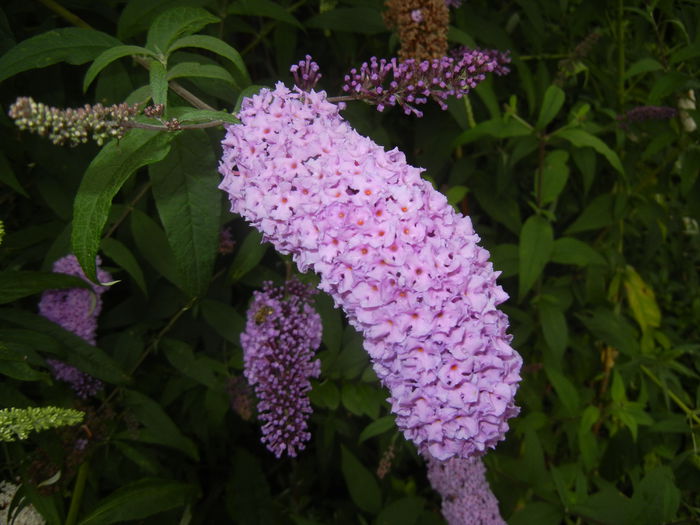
83, 45, 156, 92
554, 128, 624, 174
536, 85, 565, 130
0, 28, 120, 83
146, 7, 219, 55
149, 59, 168, 106
623, 265, 661, 332
0, 271, 91, 305
228, 0, 303, 29
341, 445, 381, 514
149, 131, 220, 298
169, 35, 251, 85
518, 215, 554, 299
72, 129, 174, 284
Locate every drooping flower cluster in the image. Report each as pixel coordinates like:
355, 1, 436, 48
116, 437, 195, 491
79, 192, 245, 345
290, 55, 322, 92
226, 376, 255, 420
426, 455, 506, 525
8, 97, 138, 146
341, 48, 511, 117
240, 280, 322, 458
38, 255, 112, 398
617, 105, 678, 129
384, 0, 450, 60
219, 84, 522, 460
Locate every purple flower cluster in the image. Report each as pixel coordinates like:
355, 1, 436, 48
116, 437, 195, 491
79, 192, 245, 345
219, 83, 522, 460
426, 455, 506, 525
291, 55, 322, 92
341, 48, 510, 117
617, 105, 677, 128
38, 254, 111, 398
445, 0, 462, 8
241, 280, 322, 458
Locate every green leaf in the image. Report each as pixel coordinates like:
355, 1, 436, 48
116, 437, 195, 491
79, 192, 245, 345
546, 367, 579, 417
340, 445, 381, 514
149, 59, 168, 106
375, 497, 424, 525
623, 266, 661, 331
146, 7, 219, 55
564, 194, 614, 235
0, 271, 91, 305
78, 478, 196, 525
149, 131, 220, 297
167, 62, 236, 86
0, 309, 130, 385
518, 215, 554, 298
446, 185, 468, 206
358, 416, 395, 443
509, 502, 564, 525
0, 152, 28, 197
540, 149, 569, 204
200, 299, 245, 344
538, 298, 568, 363
536, 85, 565, 129
309, 380, 340, 410
227, 448, 276, 523
579, 308, 639, 356
554, 128, 624, 174
178, 108, 239, 125
624, 57, 663, 79
72, 130, 174, 284
630, 467, 681, 525
83, 45, 156, 92
228, 230, 268, 283
161, 338, 219, 389
129, 209, 180, 286
453, 116, 532, 147
117, 0, 212, 40
169, 35, 250, 85
0, 345, 46, 381
679, 145, 700, 194
551, 237, 606, 266
121, 389, 199, 460
100, 238, 148, 295
305, 8, 386, 34
0, 28, 120, 83
229, 0, 303, 29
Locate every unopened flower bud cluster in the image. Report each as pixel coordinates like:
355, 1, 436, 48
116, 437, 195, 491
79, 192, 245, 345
9, 97, 138, 146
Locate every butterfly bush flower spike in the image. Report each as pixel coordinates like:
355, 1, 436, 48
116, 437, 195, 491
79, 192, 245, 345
38, 254, 112, 398
219, 83, 522, 460
241, 280, 322, 458
426, 455, 506, 525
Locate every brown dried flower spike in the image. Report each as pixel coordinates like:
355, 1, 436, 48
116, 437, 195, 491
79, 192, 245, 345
383, 0, 449, 61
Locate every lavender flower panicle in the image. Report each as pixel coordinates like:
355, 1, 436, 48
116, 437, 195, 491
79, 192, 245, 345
426, 455, 506, 525
290, 55, 322, 92
38, 254, 112, 398
617, 105, 678, 129
341, 48, 510, 117
241, 280, 322, 458
219, 84, 522, 460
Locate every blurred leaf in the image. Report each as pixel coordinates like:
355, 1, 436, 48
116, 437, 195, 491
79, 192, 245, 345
200, 299, 244, 343
0, 28, 120, 83
546, 367, 579, 417
162, 338, 219, 389
72, 130, 174, 284
579, 309, 639, 356
571, 486, 637, 525
453, 116, 531, 146
178, 108, 239, 124
375, 497, 424, 525
578, 405, 600, 470
554, 129, 623, 174
341, 445, 381, 514
540, 149, 569, 204
149, 59, 168, 106
309, 379, 340, 410
169, 35, 250, 85
536, 85, 565, 129
149, 131, 220, 298
538, 298, 568, 363
446, 185, 468, 206
518, 215, 553, 298
679, 145, 700, 194
305, 8, 386, 34
83, 45, 156, 91
228, 230, 268, 283
648, 71, 697, 104
146, 7, 219, 54
629, 467, 681, 525
623, 266, 661, 332
121, 389, 199, 460
0, 271, 91, 305
551, 237, 606, 266
564, 194, 614, 234
0, 152, 28, 197
167, 62, 236, 85
78, 478, 196, 525
0, 345, 45, 381
229, 0, 303, 29
490, 243, 519, 278
509, 501, 563, 525
358, 416, 395, 444
227, 448, 277, 523
117, 0, 212, 40
101, 238, 148, 295
130, 209, 180, 286
624, 57, 663, 79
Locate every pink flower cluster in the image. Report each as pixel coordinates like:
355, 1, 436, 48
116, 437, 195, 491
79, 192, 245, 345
38, 254, 112, 398
219, 83, 522, 460
426, 455, 506, 524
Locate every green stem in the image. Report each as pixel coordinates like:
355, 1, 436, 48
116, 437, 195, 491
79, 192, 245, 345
616, 0, 625, 111
38, 0, 92, 29
641, 365, 700, 426
65, 462, 89, 525
464, 96, 476, 129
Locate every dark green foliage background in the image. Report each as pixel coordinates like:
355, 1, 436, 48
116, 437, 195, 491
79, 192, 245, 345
1, 0, 699, 523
